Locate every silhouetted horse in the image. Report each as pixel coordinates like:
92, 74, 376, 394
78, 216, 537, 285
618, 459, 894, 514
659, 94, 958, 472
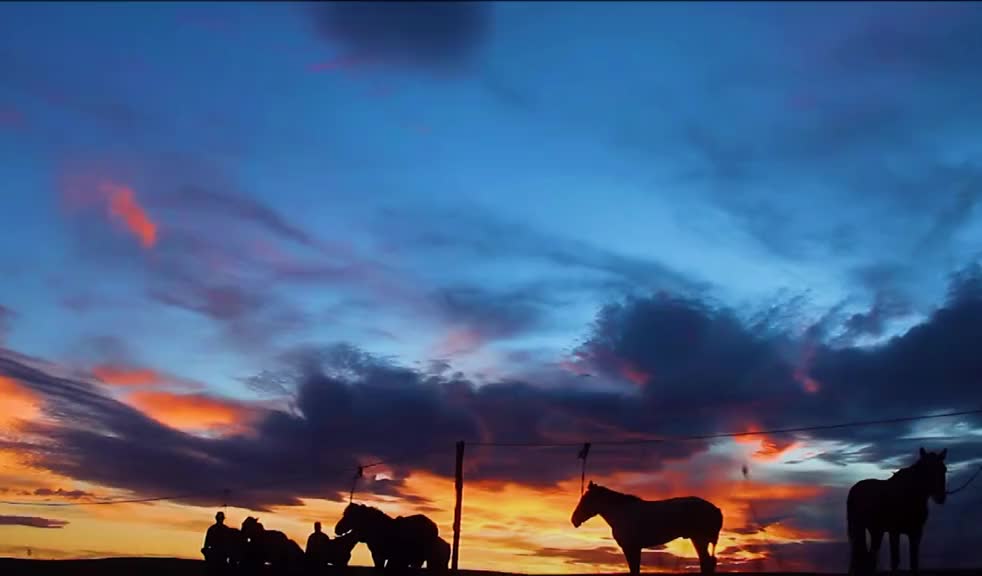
847, 447, 948, 576
429, 536, 451, 574
223, 526, 244, 571
241, 516, 305, 575
334, 503, 446, 572
572, 481, 723, 575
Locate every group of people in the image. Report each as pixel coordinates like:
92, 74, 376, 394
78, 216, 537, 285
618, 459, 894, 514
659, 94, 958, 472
202, 511, 355, 575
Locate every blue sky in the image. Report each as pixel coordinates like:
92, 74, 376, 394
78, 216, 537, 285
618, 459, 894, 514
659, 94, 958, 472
2, 2, 982, 569
3, 1, 978, 391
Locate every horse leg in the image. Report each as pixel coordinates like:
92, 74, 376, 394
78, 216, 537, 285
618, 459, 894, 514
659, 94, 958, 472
691, 537, 716, 575
371, 547, 386, 569
888, 532, 900, 574
869, 529, 884, 575
619, 543, 641, 576
909, 529, 922, 576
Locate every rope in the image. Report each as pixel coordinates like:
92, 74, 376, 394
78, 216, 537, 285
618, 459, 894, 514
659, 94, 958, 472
946, 463, 982, 496
577, 442, 591, 495
350, 466, 364, 504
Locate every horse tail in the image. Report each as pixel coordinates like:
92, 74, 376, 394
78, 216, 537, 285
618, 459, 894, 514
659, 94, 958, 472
847, 484, 868, 576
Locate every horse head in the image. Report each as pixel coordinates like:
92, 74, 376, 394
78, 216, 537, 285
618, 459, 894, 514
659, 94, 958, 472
916, 447, 948, 505
335, 503, 361, 536
241, 516, 265, 541
571, 481, 601, 528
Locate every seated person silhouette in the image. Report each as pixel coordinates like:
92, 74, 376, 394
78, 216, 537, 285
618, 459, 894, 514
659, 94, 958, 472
202, 511, 228, 571
306, 521, 332, 568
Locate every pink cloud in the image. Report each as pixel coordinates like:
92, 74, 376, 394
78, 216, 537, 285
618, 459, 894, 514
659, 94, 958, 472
99, 182, 158, 249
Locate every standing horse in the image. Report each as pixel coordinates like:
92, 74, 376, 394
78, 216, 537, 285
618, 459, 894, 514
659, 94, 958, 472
241, 516, 305, 575
334, 503, 443, 572
571, 481, 723, 575
847, 447, 948, 576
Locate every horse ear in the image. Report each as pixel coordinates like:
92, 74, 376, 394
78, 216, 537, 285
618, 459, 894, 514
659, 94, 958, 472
940, 448, 947, 461
920, 447, 927, 458
588, 481, 596, 488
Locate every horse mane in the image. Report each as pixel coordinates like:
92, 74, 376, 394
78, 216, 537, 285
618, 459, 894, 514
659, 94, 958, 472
591, 482, 643, 504
353, 503, 393, 522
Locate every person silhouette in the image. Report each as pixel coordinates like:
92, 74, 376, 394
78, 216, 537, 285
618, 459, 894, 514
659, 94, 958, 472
202, 511, 229, 574
306, 521, 331, 570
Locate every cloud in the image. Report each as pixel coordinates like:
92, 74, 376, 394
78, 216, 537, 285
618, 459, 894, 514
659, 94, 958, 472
91, 365, 160, 387
100, 182, 158, 249
308, 2, 492, 73
0, 48, 150, 136
427, 285, 553, 357
60, 178, 158, 251
531, 545, 695, 572
0, 375, 41, 429
157, 187, 319, 250
601, 270, 982, 484
4, 268, 982, 566
375, 206, 701, 297
837, 290, 912, 344
0, 516, 68, 529
122, 391, 256, 435
31, 488, 93, 499
0, 305, 11, 344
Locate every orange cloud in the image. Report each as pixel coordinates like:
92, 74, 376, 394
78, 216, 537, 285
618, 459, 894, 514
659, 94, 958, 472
92, 365, 160, 387
733, 423, 800, 462
0, 454, 832, 571
123, 391, 254, 434
0, 375, 41, 430
99, 182, 158, 248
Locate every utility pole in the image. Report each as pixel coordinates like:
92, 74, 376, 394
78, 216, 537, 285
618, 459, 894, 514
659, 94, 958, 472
452, 440, 465, 573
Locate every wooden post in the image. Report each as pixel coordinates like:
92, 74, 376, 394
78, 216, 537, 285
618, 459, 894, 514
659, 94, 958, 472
452, 440, 465, 573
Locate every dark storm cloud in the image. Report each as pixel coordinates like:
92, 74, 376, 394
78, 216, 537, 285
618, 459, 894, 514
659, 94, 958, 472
6, 268, 982, 517
308, 2, 492, 73
1, 340, 714, 510
575, 266, 982, 459
0, 516, 69, 529
837, 290, 912, 344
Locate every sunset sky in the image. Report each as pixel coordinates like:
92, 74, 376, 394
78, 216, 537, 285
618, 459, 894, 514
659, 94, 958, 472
2, 1, 982, 572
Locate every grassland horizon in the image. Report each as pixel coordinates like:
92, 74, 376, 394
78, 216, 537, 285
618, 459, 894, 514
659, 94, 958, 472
4, 557, 980, 576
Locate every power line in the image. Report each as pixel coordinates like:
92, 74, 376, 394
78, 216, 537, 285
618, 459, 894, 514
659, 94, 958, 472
471, 408, 982, 448
3, 408, 979, 506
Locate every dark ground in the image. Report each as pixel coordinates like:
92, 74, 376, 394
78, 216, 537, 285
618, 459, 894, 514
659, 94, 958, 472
0, 558, 976, 576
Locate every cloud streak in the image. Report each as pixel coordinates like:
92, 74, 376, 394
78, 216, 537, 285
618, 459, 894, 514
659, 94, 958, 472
0, 516, 69, 529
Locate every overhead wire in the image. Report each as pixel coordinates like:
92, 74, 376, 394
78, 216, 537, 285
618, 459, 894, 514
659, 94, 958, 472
470, 408, 982, 448
2, 408, 980, 507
